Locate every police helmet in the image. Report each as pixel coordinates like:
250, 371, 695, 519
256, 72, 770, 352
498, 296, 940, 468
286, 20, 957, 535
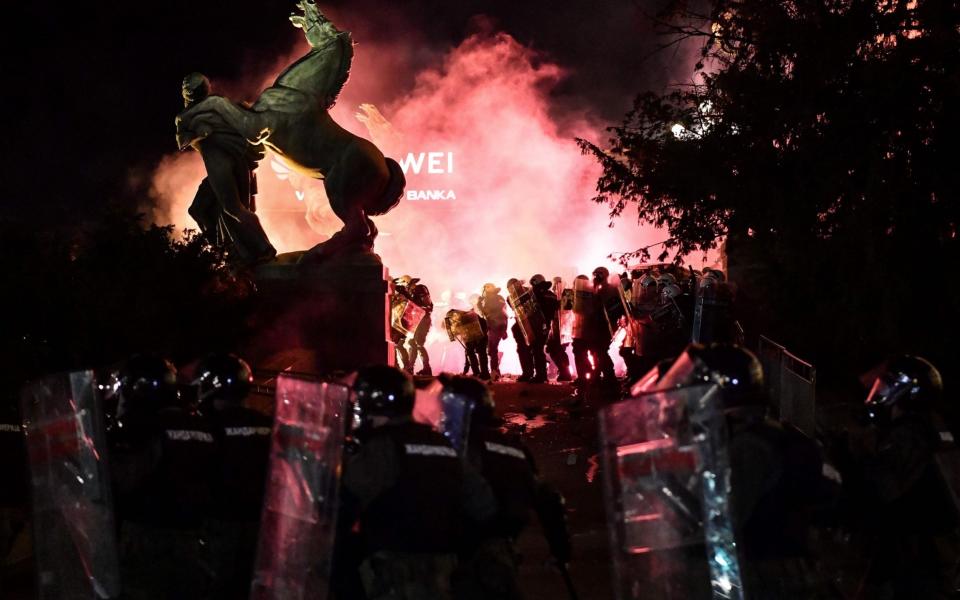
708, 269, 727, 282
592, 267, 610, 283
865, 355, 943, 420
117, 354, 179, 418
441, 374, 495, 426
699, 273, 720, 290
661, 283, 683, 300
529, 274, 550, 289
639, 274, 657, 289
194, 353, 254, 406
395, 274, 420, 288
658, 343, 766, 410
353, 365, 415, 421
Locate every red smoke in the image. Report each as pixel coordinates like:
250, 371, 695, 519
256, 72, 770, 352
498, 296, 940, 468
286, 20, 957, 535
148, 23, 690, 373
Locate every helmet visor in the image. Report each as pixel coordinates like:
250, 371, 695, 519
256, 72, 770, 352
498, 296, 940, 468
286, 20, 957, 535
865, 372, 912, 409
656, 351, 700, 390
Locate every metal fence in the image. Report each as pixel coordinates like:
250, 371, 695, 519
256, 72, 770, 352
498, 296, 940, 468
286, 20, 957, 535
758, 336, 817, 436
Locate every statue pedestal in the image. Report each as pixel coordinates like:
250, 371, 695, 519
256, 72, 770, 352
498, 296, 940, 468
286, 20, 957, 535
245, 250, 394, 375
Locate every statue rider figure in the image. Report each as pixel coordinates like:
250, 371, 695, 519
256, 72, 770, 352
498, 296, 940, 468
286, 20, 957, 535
176, 73, 276, 265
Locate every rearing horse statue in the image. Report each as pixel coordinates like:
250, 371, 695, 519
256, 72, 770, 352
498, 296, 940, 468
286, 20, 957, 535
176, 1, 405, 263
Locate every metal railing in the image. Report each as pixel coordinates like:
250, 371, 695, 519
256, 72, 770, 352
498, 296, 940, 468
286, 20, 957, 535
758, 336, 816, 436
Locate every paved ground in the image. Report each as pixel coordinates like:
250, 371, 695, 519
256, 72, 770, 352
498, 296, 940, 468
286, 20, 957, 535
489, 380, 615, 600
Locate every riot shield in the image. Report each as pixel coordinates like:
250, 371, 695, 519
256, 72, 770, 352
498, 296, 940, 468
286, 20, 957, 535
557, 286, 575, 345
571, 278, 594, 339
444, 310, 481, 346
507, 281, 545, 345
411, 381, 473, 454
691, 284, 731, 344
630, 279, 645, 310
391, 296, 426, 337
652, 296, 685, 333
20, 370, 121, 600
250, 375, 349, 600
438, 389, 474, 455
560, 288, 575, 311
600, 384, 744, 600
604, 280, 631, 337
551, 279, 565, 343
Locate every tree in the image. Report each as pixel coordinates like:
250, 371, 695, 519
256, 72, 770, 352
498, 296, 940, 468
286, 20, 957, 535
579, 0, 960, 380
0, 211, 254, 395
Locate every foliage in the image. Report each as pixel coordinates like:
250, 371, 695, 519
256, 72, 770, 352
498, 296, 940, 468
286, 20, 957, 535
579, 0, 960, 377
0, 212, 254, 394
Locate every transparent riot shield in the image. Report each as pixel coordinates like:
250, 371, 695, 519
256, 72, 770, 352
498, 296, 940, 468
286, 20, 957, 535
250, 376, 349, 600
437, 389, 474, 455
692, 286, 733, 345
411, 380, 473, 454
444, 310, 479, 346
630, 279, 645, 310
507, 281, 545, 345
391, 296, 426, 337
20, 370, 121, 600
571, 278, 594, 339
413, 379, 444, 429
600, 385, 744, 600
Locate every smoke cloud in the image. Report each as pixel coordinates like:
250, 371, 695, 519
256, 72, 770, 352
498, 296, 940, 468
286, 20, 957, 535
148, 22, 687, 373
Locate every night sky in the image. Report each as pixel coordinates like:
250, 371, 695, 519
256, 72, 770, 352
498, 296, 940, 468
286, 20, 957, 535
4, 1, 678, 224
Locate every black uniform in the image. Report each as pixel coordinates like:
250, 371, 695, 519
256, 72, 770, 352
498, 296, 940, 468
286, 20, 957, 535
205, 405, 273, 599
584, 283, 617, 385
506, 294, 534, 381
456, 427, 570, 599
0, 402, 28, 576
453, 311, 490, 380
406, 284, 434, 376
390, 291, 412, 370
728, 416, 837, 598
110, 406, 219, 599
847, 413, 959, 598
477, 292, 509, 377
532, 286, 570, 382
342, 419, 496, 600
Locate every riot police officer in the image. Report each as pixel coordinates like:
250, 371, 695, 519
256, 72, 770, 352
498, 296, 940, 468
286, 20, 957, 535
441, 376, 572, 600
341, 366, 497, 600
587, 267, 618, 388
656, 343, 837, 598
110, 354, 217, 599
446, 307, 491, 381
397, 275, 434, 376
194, 353, 272, 599
390, 278, 412, 370
570, 274, 595, 389
528, 274, 561, 384
529, 274, 571, 383
0, 397, 28, 591
844, 355, 958, 598
477, 283, 509, 381
506, 278, 535, 382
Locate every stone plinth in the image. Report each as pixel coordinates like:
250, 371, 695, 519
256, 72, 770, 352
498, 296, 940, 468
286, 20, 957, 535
244, 250, 394, 375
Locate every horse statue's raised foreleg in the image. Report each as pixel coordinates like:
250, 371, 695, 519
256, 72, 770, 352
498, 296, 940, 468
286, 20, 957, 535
298, 156, 387, 263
